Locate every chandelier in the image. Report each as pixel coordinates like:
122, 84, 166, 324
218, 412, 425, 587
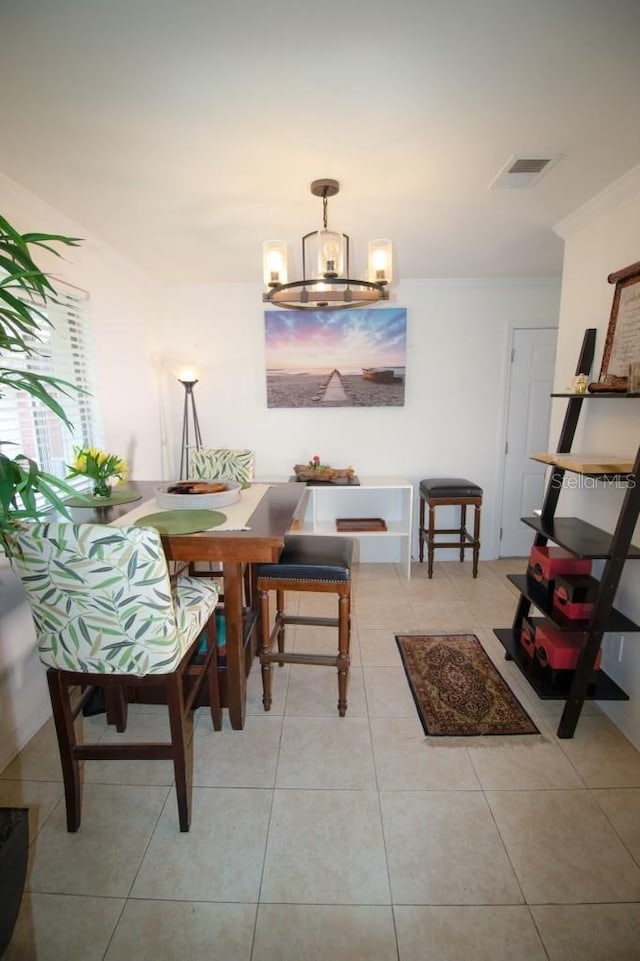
262, 178, 393, 311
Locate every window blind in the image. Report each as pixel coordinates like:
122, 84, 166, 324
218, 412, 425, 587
0, 283, 103, 487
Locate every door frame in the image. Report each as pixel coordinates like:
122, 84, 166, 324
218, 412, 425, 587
493, 323, 559, 559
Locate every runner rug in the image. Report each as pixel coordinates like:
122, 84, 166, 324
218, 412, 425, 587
395, 633, 539, 736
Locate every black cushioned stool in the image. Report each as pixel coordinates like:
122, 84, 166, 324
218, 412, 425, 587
257, 535, 354, 717
418, 477, 483, 578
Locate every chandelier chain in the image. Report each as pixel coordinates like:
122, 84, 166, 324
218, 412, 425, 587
322, 192, 328, 229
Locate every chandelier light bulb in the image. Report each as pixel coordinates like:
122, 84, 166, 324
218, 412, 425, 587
372, 249, 387, 272
263, 240, 288, 287
318, 229, 344, 279
368, 239, 393, 285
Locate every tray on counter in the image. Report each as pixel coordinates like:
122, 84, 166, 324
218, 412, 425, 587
336, 517, 387, 532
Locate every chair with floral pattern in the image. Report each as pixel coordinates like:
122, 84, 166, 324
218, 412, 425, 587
189, 448, 255, 485
7, 522, 221, 833
189, 447, 256, 600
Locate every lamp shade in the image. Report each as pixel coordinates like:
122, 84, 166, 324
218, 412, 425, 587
368, 239, 393, 285
177, 366, 198, 384
263, 241, 288, 288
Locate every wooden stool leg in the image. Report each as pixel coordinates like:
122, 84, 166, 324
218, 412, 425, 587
243, 562, 252, 608
337, 593, 351, 717
166, 674, 193, 832
259, 587, 274, 711
459, 504, 467, 562
418, 496, 425, 562
427, 503, 435, 578
47, 670, 82, 832
276, 588, 286, 663
204, 617, 222, 731
473, 503, 481, 578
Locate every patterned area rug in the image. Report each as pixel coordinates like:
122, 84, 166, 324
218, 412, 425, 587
395, 633, 539, 736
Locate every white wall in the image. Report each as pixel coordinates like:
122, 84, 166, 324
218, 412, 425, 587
553, 164, 640, 749
156, 277, 561, 558
0, 173, 561, 767
0, 173, 161, 770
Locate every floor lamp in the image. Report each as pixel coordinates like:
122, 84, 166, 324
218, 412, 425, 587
178, 376, 203, 478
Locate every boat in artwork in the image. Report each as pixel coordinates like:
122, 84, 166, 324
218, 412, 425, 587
361, 367, 397, 383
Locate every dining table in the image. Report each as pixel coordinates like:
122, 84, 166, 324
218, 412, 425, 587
67, 479, 306, 730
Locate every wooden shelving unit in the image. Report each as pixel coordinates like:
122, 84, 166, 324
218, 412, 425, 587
494, 328, 640, 738
290, 477, 413, 578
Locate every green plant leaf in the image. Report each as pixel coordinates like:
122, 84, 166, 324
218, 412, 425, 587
0, 214, 85, 553
0, 369, 78, 426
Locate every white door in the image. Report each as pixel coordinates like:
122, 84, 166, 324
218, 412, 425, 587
499, 327, 558, 557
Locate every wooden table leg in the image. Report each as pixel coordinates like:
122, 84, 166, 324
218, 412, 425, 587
223, 561, 246, 730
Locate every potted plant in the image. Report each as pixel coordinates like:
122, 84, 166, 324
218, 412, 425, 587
0, 212, 81, 951
0, 212, 81, 547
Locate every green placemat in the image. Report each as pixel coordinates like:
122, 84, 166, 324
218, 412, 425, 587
65, 488, 143, 508
133, 509, 227, 535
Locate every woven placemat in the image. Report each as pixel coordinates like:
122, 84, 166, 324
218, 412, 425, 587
65, 488, 142, 508
132, 508, 226, 535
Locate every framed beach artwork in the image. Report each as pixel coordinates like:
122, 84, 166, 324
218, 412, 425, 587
264, 308, 407, 408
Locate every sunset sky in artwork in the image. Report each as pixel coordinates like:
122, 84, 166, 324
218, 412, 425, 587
264, 308, 407, 372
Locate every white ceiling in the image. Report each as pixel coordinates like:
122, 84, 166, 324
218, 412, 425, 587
1, 0, 639, 284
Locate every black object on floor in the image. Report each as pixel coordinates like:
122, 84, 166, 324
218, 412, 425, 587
0, 807, 28, 956
82, 686, 106, 716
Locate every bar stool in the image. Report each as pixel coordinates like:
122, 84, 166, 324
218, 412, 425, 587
418, 477, 483, 578
256, 535, 354, 717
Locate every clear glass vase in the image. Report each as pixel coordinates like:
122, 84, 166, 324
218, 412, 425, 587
92, 479, 112, 498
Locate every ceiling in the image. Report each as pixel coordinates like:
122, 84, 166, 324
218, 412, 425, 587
1, 0, 639, 285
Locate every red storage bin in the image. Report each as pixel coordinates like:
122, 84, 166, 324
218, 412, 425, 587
519, 616, 536, 658
534, 623, 602, 671
527, 546, 592, 601
553, 574, 598, 620
528, 546, 592, 581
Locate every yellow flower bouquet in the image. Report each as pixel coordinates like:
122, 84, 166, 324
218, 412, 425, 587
66, 447, 128, 498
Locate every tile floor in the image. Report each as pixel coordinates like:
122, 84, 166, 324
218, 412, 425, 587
2, 558, 640, 960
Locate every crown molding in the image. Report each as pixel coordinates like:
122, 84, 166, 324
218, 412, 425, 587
554, 164, 640, 239
398, 276, 560, 289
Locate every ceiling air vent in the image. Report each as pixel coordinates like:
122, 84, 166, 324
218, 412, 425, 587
490, 154, 563, 189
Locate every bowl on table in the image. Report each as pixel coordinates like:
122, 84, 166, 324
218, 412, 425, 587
154, 478, 241, 510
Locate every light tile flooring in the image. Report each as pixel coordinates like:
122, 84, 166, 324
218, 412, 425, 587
3, 559, 640, 960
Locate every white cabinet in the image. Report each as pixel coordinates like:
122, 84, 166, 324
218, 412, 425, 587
290, 477, 413, 578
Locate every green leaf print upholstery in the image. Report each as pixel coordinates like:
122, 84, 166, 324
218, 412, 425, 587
8, 522, 219, 675
190, 448, 255, 485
